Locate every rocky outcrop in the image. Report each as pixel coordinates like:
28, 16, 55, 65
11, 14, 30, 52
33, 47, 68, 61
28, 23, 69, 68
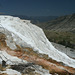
0, 15, 75, 75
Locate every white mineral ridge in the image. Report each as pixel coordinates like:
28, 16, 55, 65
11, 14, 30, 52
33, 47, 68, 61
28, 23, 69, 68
0, 69, 21, 75
0, 50, 27, 65
0, 15, 75, 68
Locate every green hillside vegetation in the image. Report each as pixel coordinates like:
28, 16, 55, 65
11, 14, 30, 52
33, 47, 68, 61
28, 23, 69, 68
36, 14, 75, 49
44, 30, 75, 49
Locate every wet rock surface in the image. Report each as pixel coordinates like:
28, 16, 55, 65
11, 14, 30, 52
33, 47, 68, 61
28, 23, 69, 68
10, 63, 50, 75
11, 63, 35, 74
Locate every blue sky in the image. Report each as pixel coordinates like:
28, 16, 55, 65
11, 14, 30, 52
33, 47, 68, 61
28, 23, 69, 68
0, 0, 75, 16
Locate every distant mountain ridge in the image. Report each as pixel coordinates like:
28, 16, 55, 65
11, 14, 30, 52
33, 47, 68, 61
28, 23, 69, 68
12, 15, 58, 24
38, 13, 75, 33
